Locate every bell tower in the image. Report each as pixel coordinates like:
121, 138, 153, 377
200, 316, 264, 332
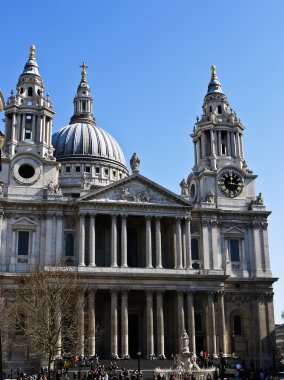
1, 46, 60, 197
4, 45, 55, 158
185, 66, 259, 210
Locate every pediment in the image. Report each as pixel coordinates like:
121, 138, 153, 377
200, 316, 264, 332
224, 226, 245, 236
13, 217, 36, 226
81, 173, 192, 207
12, 217, 37, 230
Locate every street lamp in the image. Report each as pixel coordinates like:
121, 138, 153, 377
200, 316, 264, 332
137, 351, 141, 379
272, 348, 276, 371
0, 131, 5, 172
231, 331, 235, 357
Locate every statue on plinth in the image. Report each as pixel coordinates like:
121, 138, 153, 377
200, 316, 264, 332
180, 330, 190, 354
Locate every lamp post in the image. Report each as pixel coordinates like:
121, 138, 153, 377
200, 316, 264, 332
0, 131, 5, 172
0, 329, 3, 380
137, 351, 141, 379
231, 331, 235, 357
272, 348, 276, 371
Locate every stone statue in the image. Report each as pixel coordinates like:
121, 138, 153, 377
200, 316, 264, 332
130, 153, 140, 173
179, 179, 189, 196
180, 330, 190, 353
255, 192, 264, 205
205, 190, 214, 203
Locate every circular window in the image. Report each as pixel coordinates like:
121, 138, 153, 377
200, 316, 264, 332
18, 164, 35, 179
12, 158, 41, 185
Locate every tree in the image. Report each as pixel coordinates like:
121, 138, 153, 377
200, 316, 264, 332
6, 264, 101, 380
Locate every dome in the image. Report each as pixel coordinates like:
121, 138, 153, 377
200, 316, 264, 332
52, 122, 127, 166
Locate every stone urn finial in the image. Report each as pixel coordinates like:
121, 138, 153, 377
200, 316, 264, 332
130, 152, 140, 173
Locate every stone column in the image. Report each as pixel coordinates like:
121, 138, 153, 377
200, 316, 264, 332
185, 217, 192, 269
42, 115, 46, 143
155, 217, 162, 268
226, 131, 231, 156
231, 132, 236, 157
218, 291, 227, 355
187, 291, 195, 353
202, 221, 210, 269
176, 218, 183, 269
194, 141, 197, 166
201, 133, 206, 158
78, 291, 85, 355
31, 114, 36, 142
235, 131, 240, 157
45, 212, 53, 265
121, 215, 128, 267
177, 291, 185, 340
55, 213, 63, 262
121, 290, 129, 358
21, 114, 26, 141
262, 223, 271, 273
252, 223, 262, 274
146, 290, 154, 357
208, 292, 217, 354
89, 214, 96, 266
55, 302, 62, 358
111, 215, 118, 267
218, 131, 222, 156
0, 211, 4, 268
156, 291, 165, 357
88, 289, 96, 355
211, 220, 220, 269
79, 214, 86, 266
146, 216, 153, 268
111, 290, 118, 358
239, 134, 244, 158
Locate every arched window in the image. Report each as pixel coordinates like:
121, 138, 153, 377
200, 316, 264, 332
195, 314, 202, 332
191, 238, 199, 260
28, 87, 33, 97
234, 315, 242, 335
65, 233, 74, 256
218, 105, 222, 114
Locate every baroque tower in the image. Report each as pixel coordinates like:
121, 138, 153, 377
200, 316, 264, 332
2, 46, 59, 197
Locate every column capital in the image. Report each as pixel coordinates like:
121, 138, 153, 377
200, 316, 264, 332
79, 212, 87, 218
121, 214, 128, 220
121, 289, 129, 297
145, 215, 152, 221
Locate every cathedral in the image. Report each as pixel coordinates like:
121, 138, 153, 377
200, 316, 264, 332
0, 46, 277, 367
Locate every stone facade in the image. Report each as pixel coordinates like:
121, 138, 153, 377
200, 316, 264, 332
0, 51, 276, 367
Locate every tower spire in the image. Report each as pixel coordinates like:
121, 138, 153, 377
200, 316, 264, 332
211, 65, 217, 79
29, 45, 36, 61
80, 62, 88, 83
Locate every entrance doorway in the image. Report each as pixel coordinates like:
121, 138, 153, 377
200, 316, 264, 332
128, 313, 140, 357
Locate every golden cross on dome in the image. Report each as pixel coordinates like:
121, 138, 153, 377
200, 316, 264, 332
29, 45, 36, 60
80, 62, 88, 83
211, 65, 217, 79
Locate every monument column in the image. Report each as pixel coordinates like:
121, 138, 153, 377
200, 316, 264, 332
79, 213, 86, 266
111, 215, 118, 267
88, 289, 96, 355
187, 291, 196, 353
121, 215, 128, 267
111, 290, 118, 358
156, 290, 165, 357
89, 214, 96, 266
121, 290, 129, 358
146, 290, 154, 357
155, 217, 162, 268
146, 216, 153, 268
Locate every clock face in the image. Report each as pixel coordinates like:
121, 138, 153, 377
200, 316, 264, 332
218, 171, 243, 198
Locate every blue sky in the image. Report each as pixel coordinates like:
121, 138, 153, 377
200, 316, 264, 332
0, 0, 283, 323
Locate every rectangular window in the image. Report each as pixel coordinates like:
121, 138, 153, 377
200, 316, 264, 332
18, 231, 29, 255
82, 101, 86, 111
66, 166, 71, 173
85, 166, 91, 173
76, 166, 80, 173
230, 239, 240, 262
95, 167, 100, 174
25, 128, 31, 141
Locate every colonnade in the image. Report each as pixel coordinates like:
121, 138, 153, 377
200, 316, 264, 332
193, 129, 244, 166
76, 288, 227, 358
78, 213, 192, 269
